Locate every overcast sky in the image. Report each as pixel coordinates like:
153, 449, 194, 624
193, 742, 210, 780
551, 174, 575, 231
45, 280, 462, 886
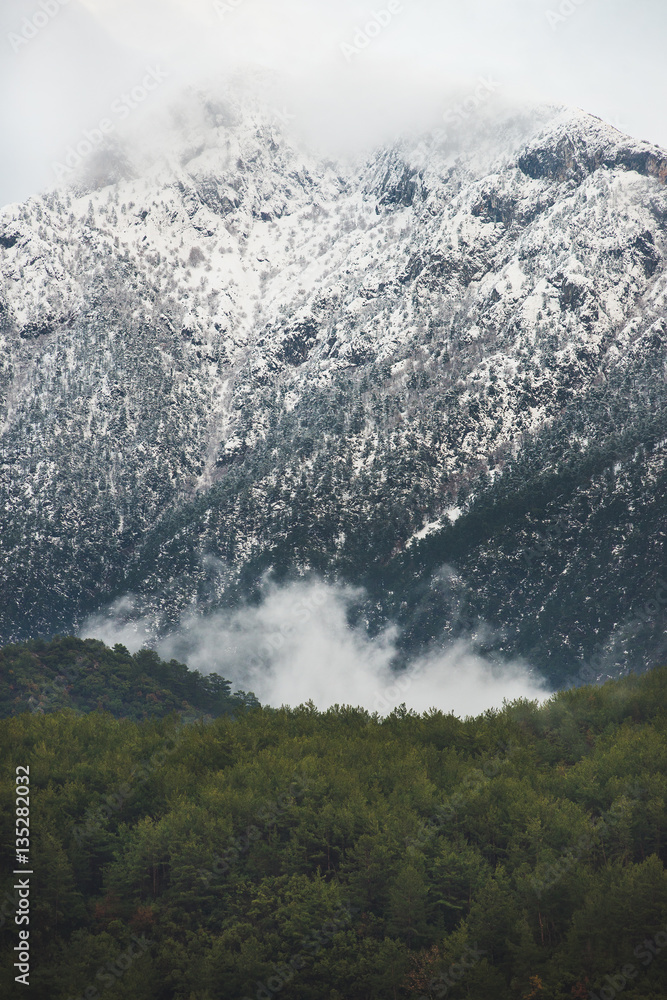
1, 0, 666, 206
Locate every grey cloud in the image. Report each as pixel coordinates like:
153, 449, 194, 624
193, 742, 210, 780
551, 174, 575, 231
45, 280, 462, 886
2, 0, 666, 205
80, 579, 551, 717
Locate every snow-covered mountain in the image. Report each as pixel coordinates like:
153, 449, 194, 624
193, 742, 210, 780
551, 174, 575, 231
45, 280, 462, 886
2, 90, 666, 686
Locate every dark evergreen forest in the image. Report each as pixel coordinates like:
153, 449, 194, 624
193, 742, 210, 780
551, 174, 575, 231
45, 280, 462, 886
2, 639, 667, 999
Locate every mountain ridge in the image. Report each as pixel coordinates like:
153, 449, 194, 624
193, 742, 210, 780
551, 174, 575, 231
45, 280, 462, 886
1, 92, 666, 686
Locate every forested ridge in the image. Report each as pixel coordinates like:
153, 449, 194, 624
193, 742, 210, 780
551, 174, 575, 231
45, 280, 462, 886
2, 646, 667, 998
0, 636, 258, 721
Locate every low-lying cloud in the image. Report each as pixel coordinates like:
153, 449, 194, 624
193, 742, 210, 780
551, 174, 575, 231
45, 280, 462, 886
80, 579, 551, 717
3, 0, 667, 205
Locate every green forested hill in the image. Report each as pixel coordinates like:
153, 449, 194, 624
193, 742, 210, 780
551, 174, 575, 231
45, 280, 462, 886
2, 662, 667, 998
0, 636, 258, 721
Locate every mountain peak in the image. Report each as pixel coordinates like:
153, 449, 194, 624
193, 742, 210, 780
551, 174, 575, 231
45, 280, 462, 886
1, 95, 666, 685
517, 106, 667, 184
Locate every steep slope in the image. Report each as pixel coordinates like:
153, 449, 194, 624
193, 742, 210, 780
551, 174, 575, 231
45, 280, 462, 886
0, 635, 257, 719
1, 93, 666, 686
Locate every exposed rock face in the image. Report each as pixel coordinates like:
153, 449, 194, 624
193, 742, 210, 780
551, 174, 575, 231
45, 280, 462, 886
1, 98, 666, 685
518, 113, 667, 185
